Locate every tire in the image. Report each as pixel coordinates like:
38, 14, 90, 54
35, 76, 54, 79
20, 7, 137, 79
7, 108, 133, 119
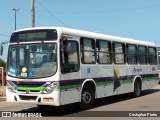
133, 79, 141, 97
79, 85, 95, 109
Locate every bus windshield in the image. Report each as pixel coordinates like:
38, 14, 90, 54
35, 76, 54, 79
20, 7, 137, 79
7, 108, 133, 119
7, 43, 57, 78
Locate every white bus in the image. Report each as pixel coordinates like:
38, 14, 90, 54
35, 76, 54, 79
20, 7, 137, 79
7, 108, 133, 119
4, 27, 159, 109
157, 48, 160, 79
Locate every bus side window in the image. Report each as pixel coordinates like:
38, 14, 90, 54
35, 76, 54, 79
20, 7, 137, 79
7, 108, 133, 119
61, 40, 79, 74
127, 44, 137, 64
113, 42, 125, 64
80, 38, 96, 64
138, 46, 147, 64
148, 47, 157, 64
96, 40, 112, 64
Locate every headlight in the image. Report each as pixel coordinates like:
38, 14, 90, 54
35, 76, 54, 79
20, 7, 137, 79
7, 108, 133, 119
7, 82, 16, 93
41, 82, 59, 94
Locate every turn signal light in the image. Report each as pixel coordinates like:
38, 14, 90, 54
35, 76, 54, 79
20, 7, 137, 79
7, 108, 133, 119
43, 97, 54, 102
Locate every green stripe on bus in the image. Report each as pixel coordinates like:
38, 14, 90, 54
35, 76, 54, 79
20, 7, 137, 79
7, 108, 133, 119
55, 84, 81, 91
17, 86, 45, 91
96, 81, 113, 86
120, 79, 133, 84
142, 77, 158, 81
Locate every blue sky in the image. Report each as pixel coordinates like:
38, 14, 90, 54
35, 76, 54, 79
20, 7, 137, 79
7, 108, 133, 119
1, 0, 160, 61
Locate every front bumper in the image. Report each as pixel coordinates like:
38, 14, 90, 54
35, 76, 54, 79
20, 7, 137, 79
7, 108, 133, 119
6, 89, 60, 106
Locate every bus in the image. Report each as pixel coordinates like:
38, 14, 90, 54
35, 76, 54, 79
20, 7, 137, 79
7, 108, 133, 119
4, 27, 159, 109
157, 47, 160, 80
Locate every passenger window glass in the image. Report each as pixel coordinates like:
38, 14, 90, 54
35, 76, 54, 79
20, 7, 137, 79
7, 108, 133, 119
61, 40, 79, 73
148, 47, 157, 64
127, 44, 137, 64
114, 43, 125, 64
138, 46, 147, 64
84, 39, 94, 51
97, 40, 111, 64
81, 38, 96, 64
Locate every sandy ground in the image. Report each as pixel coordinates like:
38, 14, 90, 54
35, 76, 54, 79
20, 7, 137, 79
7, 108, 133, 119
0, 86, 6, 96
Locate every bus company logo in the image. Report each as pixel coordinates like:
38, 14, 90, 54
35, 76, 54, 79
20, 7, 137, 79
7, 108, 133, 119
133, 68, 136, 73
26, 89, 29, 94
152, 67, 155, 71
133, 68, 142, 73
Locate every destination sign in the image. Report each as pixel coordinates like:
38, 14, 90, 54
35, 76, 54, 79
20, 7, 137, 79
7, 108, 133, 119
10, 29, 57, 42
18, 32, 47, 41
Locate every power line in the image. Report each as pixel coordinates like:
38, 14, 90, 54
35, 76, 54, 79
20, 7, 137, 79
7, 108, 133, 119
36, 12, 58, 23
39, 4, 160, 14
35, 0, 70, 27
0, 34, 10, 37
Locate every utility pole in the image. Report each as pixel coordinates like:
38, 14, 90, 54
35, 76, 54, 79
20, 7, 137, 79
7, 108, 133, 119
31, 0, 35, 27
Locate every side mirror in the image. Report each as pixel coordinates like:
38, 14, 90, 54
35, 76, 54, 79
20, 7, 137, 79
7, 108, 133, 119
0, 46, 3, 56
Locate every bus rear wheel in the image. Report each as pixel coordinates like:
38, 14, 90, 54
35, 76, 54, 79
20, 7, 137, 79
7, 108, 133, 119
133, 79, 141, 97
79, 85, 95, 109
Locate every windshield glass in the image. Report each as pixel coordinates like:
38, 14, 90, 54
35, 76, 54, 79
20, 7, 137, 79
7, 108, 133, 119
8, 43, 57, 78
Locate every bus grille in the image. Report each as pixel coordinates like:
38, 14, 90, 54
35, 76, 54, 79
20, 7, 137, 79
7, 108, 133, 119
19, 95, 37, 101
17, 90, 40, 92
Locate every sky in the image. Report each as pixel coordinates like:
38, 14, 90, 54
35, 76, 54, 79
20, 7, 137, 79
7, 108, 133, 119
1, 0, 160, 61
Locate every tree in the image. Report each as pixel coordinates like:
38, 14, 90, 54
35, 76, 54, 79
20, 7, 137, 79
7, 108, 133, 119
0, 59, 6, 71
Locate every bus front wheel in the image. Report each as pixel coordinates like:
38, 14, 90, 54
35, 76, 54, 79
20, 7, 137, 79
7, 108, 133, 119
79, 85, 95, 109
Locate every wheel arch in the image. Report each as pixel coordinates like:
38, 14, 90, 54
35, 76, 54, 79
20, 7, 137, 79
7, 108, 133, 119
80, 79, 97, 101
132, 75, 142, 92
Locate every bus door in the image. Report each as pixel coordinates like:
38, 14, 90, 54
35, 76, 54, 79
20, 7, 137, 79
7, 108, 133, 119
60, 36, 81, 105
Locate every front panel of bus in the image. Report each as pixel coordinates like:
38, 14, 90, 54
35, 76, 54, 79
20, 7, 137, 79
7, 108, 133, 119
6, 29, 61, 106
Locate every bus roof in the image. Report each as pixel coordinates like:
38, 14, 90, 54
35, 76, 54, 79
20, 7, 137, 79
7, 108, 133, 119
13, 27, 156, 47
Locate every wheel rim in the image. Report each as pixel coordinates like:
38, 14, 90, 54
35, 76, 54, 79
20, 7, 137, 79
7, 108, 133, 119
82, 91, 92, 104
